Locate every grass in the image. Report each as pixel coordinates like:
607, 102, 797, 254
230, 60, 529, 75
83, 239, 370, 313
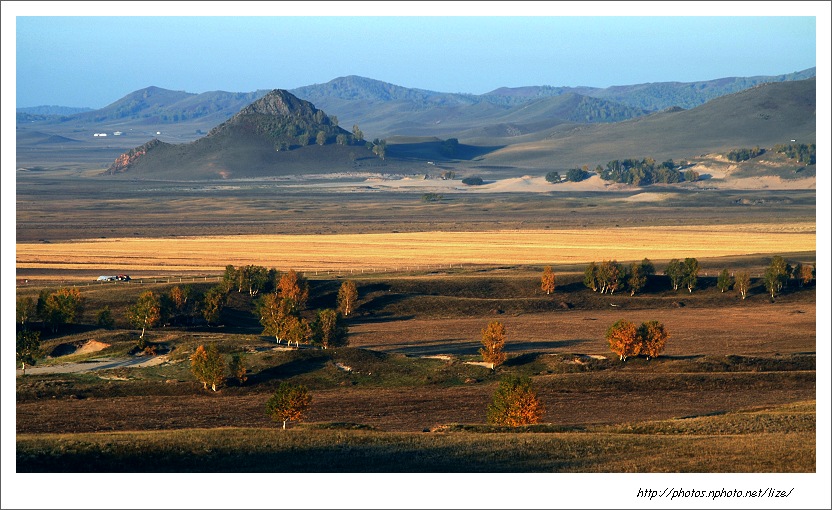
15, 401, 815, 472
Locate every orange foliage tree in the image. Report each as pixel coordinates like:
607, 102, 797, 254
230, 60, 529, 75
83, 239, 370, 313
487, 375, 545, 426
606, 319, 640, 360
278, 269, 309, 312
265, 382, 312, 429
540, 266, 556, 295
190, 344, 225, 391
638, 320, 669, 359
480, 321, 507, 368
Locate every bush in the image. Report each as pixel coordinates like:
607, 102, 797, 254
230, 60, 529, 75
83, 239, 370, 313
461, 176, 484, 186
545, 171, 561, 183
487, 375, 545, 427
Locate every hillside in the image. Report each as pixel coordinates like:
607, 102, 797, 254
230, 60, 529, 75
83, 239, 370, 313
477, 78, 817, 170
104, 90, 379, 179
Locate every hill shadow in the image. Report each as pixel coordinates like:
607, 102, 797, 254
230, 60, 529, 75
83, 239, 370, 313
247, 354, 330, 386
387, 141, 504, 162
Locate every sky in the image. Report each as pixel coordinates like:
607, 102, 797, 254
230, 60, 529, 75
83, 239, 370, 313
7, 2, 823, 109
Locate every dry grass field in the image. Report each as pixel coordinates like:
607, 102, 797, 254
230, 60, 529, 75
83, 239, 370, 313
15, 222, 815, 278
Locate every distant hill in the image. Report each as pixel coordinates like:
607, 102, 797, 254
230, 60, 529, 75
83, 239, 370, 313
104, 89, 381, 179
478, 78, 817, 170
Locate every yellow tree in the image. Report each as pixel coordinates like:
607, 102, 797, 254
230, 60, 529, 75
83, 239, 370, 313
480, 321, 507, 369
540, 266, 556, 295
190, 344, 225, 391
128, 290, 161, 342
638, 320, 669, 359
606, 319, 640, 361
259, 293, 293, 344
487, 375, 545, 426
734, 271, 751, 300
337, 280, 359, 317
265, 382, 312, 429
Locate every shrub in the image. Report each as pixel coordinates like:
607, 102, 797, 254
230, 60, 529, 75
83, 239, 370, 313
461, 176, 484, 186
266, 382, 312, 429
487, 375, 545, 427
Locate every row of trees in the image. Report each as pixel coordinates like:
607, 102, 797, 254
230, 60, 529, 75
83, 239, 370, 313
545, 167, 590, 184
606, 319, 669, 361
598, 158, 698, 185
774, 143, 815, 165
582, 258, 657, 295
725, 146, 765, 162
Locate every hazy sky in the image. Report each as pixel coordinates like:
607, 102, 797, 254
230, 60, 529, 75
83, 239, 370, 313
7, 2, 822, 108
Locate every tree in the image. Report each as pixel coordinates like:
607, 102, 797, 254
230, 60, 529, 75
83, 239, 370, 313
545, 171, 561, 183
734, 271, 751, 300
259, 293, 294, 343
337, 280, 359, 317
168, 286, 190, 325
540, 266, 556, 295
606, 319, 640, 361
283, 315, 313, 348
17, 330, 41, 375
487, 375, 545, 427
190, 344, 225, 391
479, 321, 507, 369
627, 262, 647, 296
664, 259, 684, 291
764, 255, 789, 299
336, 133, 348, 145
313, 308, 346, 349
797, 263, 814, 287
96, 307, 115, 329
461, 176, 484, 186
684, 169, 700, 182
372, 139, 386, 159
202, 286, 227, 326
583, 262, 599, 292
352, 124, 364, 142
717, 269, 732, 293
128, 290, 161, 342
265, 382, 312, 429
228, 353, 247, 385
683, 257, 700, 293
316, 130, 326, 146
597, 260, 621, 294
638, 320, 669, 359
38, 287, 84, 333
565, 167, 589, 182
17, 296, 36, 326
278, 269, 309, 312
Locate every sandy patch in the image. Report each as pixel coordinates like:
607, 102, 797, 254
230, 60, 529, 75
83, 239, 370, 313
75, 340, 111, 355
463, 361, 495, 369
423, 355, 453, 361
621, 192, 674, 203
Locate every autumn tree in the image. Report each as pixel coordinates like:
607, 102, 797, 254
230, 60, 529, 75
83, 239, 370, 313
540, 266, 556, 295
664, 259, 685, 291
16, 330, 41, 375
480, 321, 507, 369
717, 269, 732, 293
627, 262, 647, 296
265, 382, 312, 429
313, 308, 347, 349
167, 285, 191, 325
190, 344, 225, 391
583, 262, 599, 292
337, 280, 358, 317
597, 260, 621, 294
683, 257, 700, 293
764, 255, 789, 299
96, 307, 115, 329
797, 263, 814, 287
487, 375, 545, 427
38, 287, 84, 333
606, 319, 640, 361
734, 271, 751, 300
128, 290, 161, 343
638, 320, 669, 359
283, 315, 313, 348
278, 269, 309, 312
228, 353, 247, 385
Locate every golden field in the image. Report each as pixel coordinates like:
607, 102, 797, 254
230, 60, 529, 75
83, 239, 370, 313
16, 222, 815, 276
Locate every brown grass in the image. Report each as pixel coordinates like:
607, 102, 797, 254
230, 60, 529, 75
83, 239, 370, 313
16, 222, 815, 277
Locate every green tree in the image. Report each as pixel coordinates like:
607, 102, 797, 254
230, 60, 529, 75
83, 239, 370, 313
38, 287, 84, 333
17, 330, 41, 375
717, 269, 732, 293
128, 290, 161, 342
96, 306, 115, 329
487, 375, 545, 427
316, 130, 327, 146
313, 308, 346, 349
336, 133, 348, 145
627, 262, 647, 296
352, 124, 364, 142
597, 260, 621, 294
284, 315, 313, 348
259, 293, 294, 343
202, 286, 227, 326
734, 271, 751, 300
372, 139, 386, 159
565, 167, 589, 182
480, 321, 507, 369
583, 262, 599, 292
764, 255, 789, 300
664, 259, 684, 291
265, 382, 312, 429
337, 280, 358, 317
545, 171, 561, 183
683, 257, 700, 293
17, 296, 36, 326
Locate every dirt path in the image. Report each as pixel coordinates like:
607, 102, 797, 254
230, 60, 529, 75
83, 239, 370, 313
16, 355, 168, 376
